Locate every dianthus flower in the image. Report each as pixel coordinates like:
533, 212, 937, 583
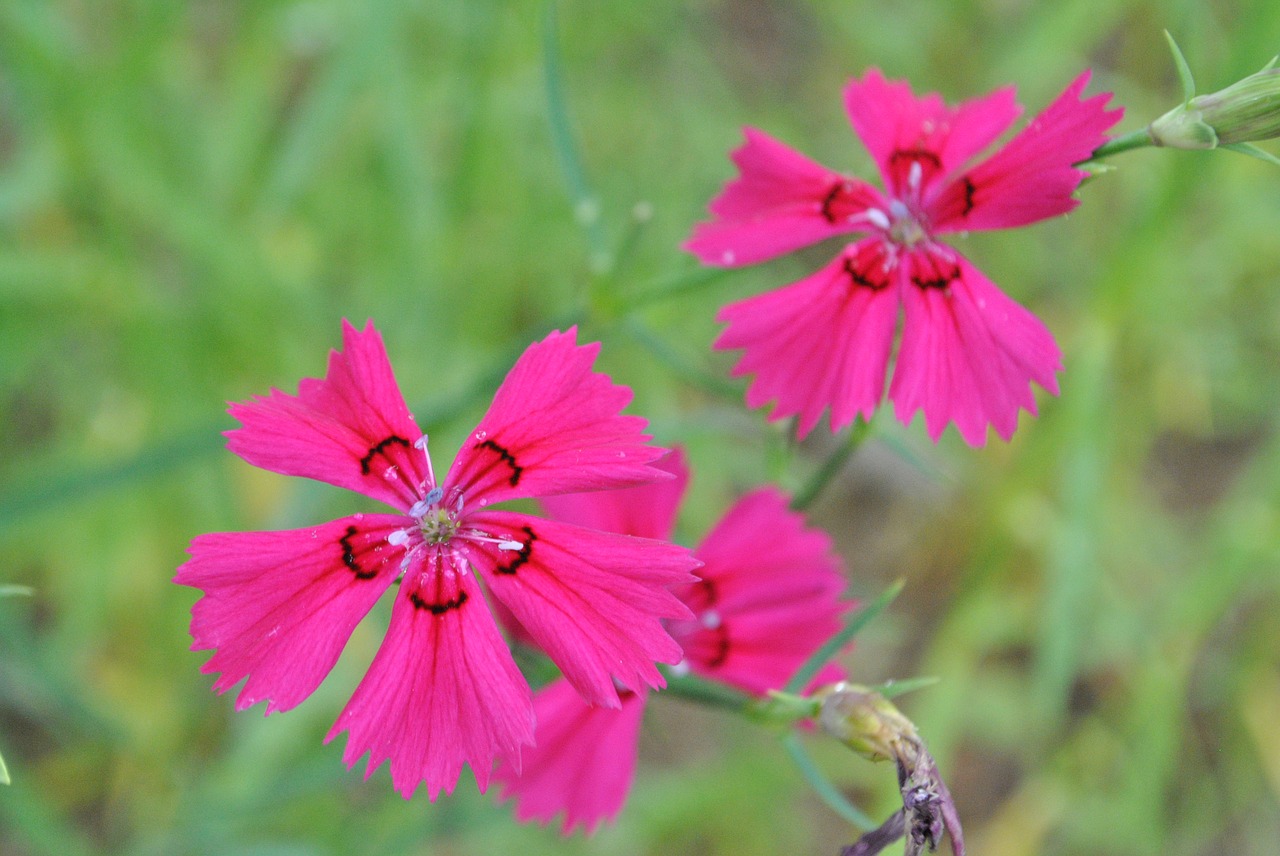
686, 70, 1122, 445
496, 449, 851, 832
175, 321, 697, 800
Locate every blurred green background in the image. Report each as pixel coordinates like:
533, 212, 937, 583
3, 1, 1280, 854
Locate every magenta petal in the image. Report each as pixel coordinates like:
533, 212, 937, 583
468, 511, 696, 707
715, 242, 901, 437
326, 570, 535, 801
844, 69, 1021, 196
889, 253, 1062, 446
674, 488, 849, 695
539, 448, 690, 541
496, 680, 646, 835
175, 514, 404, 714
931, 70, 1123, 232
226, 320, 431, 511
684, 128, 882, 266
445, 328, 668, 507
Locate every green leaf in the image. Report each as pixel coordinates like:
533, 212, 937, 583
0, 585, 34, 598
542, 0, 608, 270
1164, 31, 1197, 103
780, 731, 876, 829
1222, 142, 1280, 167
868, 675, 941, 699
784, 579, 905, 694
0, 749, 9, 785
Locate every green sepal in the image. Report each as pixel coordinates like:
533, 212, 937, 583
1222, 142, 1280, 167
1165, 31, 1197, 103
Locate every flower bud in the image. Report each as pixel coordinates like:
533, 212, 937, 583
817, 682, 919, 762
1149, 61, 1280, 149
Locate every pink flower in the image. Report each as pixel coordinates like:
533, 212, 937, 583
496, 449, 851, 832
686, 70, 1122, 445
175, 321, 697, 800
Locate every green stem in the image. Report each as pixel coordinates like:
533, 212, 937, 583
790, 418, 872, 512
1080, 128, 1154, 164
661, 671, 753, 712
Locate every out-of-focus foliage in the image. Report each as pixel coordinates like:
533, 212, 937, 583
2, 1, 1279, 854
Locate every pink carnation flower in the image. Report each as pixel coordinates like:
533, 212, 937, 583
175, 321, 697, 800
496, 449, 851, 832
686, 69, 1122, 445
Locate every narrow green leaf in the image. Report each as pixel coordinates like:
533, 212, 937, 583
1164, 31, 1197, 103
542, 0, 609, 268
622, 265, 735, 311
0, 750, 9, 785
0, 429, 224, 532
621, 318, 742, 399
1222, 142, 1280, 167
0, 585, 34, 598
780, 731, 876, 829
868, 675, 941, 699
784, 580, 905, 694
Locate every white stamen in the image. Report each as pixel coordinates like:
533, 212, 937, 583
387, 529, 412, 547
701, 610, 722, 630
865, 208, 890, 230
669, 660, 690, 677
497, 539, 524, 551
908, 161, 923, 191
408, 498, 432, 518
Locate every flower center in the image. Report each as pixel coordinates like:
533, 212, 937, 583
886, 199, 928, 248
419, 507, 459, 544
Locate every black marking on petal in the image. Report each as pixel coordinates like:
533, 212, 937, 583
339, 525, 377, 580
686, 578, 719, 612
960, 177, 976, 217
910, 257, 961, 291
478, 438, 523, 487
702, 626, 732, 668
494, 525, 536, 575
819, 183, 843, 224
843, 256, 889, 290
409, 589, 469, 615
359, 435, 410, 475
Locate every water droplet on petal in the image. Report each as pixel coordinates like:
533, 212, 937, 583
475, 430, 488, 441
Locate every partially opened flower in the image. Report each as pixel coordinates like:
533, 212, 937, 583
496, 449, 852, 832
686, 70, 1122, 445
175, 321, 697, 800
